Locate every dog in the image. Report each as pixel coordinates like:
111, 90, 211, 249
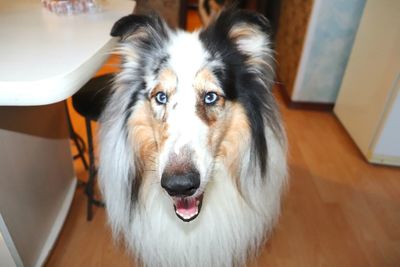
99, 8, 287, 267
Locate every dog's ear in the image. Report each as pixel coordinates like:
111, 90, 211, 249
201, 8, 273, 70
110, 13, 169, 41
225, 10, 272, 56
200, 9, 275, 177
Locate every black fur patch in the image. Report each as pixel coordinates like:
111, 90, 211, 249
111, 13, 169, 41
200, 9, 278, 176
129, 165, 143, 203
124, 84, 144, 126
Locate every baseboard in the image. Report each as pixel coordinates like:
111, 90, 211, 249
368, 153, 400, 167
276, 82, 334, 111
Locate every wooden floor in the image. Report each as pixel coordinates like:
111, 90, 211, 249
45, 9, 400, 267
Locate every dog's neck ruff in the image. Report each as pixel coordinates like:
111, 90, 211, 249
128, 160, 285, 267
99, 8, 287, 267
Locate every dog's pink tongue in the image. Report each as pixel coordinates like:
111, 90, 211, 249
175, 198, 198, 220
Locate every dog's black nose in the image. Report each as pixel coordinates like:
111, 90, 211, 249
161, 169, 200, 197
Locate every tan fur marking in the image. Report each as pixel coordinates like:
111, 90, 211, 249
127, 102, 170, 202
152, 119, 169, 152
150, 68, 177, 122
229, 24, 260, 41
194, 69, 224, 95
150, 68, 177, 97
215, 103, 251, 182
229, 24, 274, 73
193, 69, 225, 126
127, 104, 165, 178
127, 103, 158, 170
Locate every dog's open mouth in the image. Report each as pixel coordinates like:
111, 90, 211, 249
173, 193, 203, 222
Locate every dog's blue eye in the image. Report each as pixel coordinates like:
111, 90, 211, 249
204, 92, 219, 105
155, 92, 168, 105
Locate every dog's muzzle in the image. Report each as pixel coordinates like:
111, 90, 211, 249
161, 169, 204, 222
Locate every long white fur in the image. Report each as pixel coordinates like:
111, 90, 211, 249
123, 128, 287, 267
99, 16, 287, 267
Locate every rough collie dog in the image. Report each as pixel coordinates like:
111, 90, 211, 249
99, 8, 287, 267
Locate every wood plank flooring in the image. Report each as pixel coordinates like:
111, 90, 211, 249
45, 9, 400, 267
46, 75, 400, 267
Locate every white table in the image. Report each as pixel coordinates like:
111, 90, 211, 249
0, 1, 134, 266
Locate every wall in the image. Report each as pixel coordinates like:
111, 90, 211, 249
374, 83, 400, 160
291, 0, 365, 103
334, 0, 400, 166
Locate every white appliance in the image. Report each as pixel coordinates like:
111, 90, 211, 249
334, 0, 400, 166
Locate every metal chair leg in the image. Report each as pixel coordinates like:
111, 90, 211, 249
71, 132, 89, 170
85, 118, 95, 221
64, 101, 89, 170
84, 118, 105, 221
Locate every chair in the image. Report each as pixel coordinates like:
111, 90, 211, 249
65, 102, 89, 171
71, 73, 113, 221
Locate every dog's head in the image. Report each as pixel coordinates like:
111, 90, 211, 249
100, 9, 284, 224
